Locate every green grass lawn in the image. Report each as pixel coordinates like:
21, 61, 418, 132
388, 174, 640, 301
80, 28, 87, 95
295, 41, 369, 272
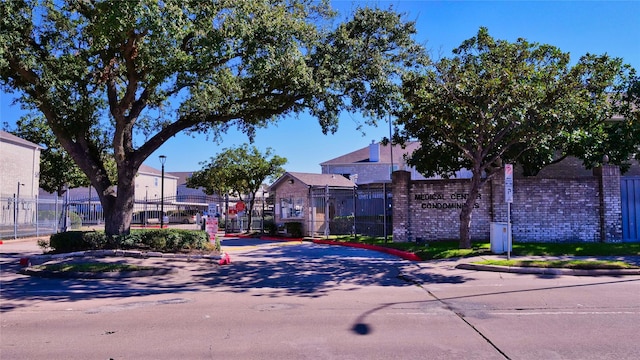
474, 259, 639, 269
331, 235, 640, 261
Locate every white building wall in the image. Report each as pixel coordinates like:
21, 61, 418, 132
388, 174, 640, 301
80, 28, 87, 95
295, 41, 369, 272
0, 135, 40, 198
134, 173, 177, 201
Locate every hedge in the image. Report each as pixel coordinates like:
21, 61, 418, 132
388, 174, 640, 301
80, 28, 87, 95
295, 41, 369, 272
47, 229, 215, 253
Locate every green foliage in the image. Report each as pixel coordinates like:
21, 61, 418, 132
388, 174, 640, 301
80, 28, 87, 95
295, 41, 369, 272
68, 211, 83, 228
37, 238, 50, 252
50, 231, 108, 252
188, 145, 286, 197
263, 219, 278, 235
397, 27, 639, 248
212, 235, 221, 253
0, 0, 423, 237
47, 229, 213, 253
285, 222, 303, 237
474, 259, 638, 269
188, 144, 286, 232
329, 237, 640, 261
330, 215, 355, 235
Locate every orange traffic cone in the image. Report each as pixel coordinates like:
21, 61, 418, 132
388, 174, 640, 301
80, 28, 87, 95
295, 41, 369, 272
218, 252, 231, 265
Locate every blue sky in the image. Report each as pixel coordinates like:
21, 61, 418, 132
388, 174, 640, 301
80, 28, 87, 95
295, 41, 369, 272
1, 1, 639, 174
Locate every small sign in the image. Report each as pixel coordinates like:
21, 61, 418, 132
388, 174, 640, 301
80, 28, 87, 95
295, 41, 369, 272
505, 164, 513, 203
206, 216, 218, 243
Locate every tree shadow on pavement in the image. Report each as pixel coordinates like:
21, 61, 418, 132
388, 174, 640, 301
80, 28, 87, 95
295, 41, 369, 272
0, 242, 472, 312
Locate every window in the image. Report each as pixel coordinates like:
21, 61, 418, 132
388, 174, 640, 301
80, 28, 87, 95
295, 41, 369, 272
280, 197, 304, 219
154, 178, 158, 187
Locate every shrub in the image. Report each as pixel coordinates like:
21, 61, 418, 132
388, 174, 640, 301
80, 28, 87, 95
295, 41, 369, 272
49, 231, 107, 253
48, 229, 214, 253
68, 211, 83, 228
212, 235, 221, 252
285, 222, 303, 237
264, 219, 278, 235
330, 216, 354, 235
37, 238, 50, 252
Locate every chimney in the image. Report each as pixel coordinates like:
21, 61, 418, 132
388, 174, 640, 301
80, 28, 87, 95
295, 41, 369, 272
369, 140, 380, 162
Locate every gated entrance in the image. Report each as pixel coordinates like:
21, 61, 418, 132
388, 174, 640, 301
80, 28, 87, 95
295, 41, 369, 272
621, 177, 640, 241
308, 183, 391, 238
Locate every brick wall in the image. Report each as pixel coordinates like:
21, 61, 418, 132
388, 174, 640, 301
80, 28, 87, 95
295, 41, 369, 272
509, 177, 600, 242
392, 166, 622, 243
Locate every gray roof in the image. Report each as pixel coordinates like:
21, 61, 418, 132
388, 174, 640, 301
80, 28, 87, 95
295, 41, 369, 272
320, 141, 420, 166
270, 172, 356, 189
0, 130, 43, 149
139, 163, 178, 179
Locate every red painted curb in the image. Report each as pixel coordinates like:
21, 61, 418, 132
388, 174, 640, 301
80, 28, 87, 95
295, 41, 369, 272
312, 240, 421, 261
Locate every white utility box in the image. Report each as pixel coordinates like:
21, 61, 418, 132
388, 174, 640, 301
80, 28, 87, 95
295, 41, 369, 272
490, 222, 511, 254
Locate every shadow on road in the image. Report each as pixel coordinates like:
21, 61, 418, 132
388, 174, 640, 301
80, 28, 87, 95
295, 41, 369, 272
0, 241, 472, 312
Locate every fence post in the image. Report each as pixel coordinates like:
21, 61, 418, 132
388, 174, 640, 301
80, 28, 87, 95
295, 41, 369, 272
36, 195, 39, 237
383, 182, 387, 242
55, 195, 59, 233
13, 193, 17, 239
63, 189, 69, 232
324, 185, 329, 238
352, 186, 356, 239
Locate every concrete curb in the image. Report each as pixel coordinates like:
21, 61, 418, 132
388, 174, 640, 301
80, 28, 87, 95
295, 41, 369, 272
23, 249, 225, 266
19, 266, 178, 279
456, 263, 640, 276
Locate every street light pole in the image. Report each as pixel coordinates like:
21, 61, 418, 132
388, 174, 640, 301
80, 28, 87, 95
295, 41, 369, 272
159, 155, 167, 229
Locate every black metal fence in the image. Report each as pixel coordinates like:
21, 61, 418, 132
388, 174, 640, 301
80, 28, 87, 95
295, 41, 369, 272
1, 188, 384, 240
307, 183, 392, 238
0, 192, 275, 240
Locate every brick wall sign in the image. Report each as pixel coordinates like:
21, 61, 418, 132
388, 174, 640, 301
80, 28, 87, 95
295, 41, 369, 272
392, 166, 622, 243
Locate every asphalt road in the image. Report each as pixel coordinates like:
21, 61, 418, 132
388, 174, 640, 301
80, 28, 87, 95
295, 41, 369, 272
1, 237, 640, 359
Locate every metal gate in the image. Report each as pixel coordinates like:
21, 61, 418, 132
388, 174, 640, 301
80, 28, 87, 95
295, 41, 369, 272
308, 184, 391, 238
621, 177, 640, 241
0, 194, 65, 240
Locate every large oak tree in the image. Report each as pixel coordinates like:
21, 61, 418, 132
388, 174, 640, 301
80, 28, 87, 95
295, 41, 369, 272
1, 0, 423, 236
396, 27, 639, 248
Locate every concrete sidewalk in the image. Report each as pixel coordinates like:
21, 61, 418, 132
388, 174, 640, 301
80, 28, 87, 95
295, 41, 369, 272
453, 253, 640, 276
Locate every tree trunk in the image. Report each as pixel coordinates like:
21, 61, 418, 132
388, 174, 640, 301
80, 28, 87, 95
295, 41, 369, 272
459, 201, 473, 249
459, 174, 483, 249
246, 195, 256, 232
101, 168, 137, 237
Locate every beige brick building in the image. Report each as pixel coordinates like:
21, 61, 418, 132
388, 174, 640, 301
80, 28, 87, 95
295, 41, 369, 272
320, 140, 471, 184
269, 172, 357, 236
0, 130, 41, 198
